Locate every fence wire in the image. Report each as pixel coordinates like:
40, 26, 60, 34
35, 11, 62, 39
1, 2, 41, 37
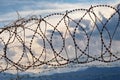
0, 5, 120, 80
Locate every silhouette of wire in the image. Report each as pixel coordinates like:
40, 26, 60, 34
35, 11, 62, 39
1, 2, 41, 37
0, 5, 120, 75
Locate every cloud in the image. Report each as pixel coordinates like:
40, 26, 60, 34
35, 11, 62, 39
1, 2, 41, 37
0, 0, 120, 76
1, 0, 120, 27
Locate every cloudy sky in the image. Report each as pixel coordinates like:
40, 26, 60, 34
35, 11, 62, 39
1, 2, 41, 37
0, 0, 119, 24
0, 0, 120, 75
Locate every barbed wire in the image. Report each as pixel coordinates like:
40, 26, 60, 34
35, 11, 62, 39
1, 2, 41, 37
0, 5, 120, 79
